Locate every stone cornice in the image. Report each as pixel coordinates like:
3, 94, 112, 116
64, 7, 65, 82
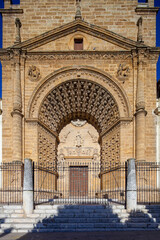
100, 117, 133, 138
0, 9, 23, 14
10, 19, 147, 51
25, 118, 58, 139
0, 47, 159, 62
135, 7, 159, 14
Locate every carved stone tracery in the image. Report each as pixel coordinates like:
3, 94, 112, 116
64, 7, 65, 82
38, 125, 57, 167
101, 124, 120, 168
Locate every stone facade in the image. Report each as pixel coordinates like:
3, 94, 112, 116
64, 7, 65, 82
0, 0, 159, 170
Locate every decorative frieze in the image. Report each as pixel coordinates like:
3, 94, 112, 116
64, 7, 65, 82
26, 51, 132, 61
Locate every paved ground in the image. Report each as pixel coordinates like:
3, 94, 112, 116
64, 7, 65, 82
0, 231, 160, 240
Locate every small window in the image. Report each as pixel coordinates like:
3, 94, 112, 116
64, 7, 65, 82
74, 38, 83, 50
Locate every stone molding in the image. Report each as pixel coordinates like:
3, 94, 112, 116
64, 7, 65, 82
1, 48, 159, 63
135, 7, 159, 14
25, 118, 58, 139
25, 51, 132, 61
100, 117, 132, 138
0, 9, 23, 14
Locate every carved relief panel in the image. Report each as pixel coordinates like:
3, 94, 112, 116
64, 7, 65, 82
57, 120, 100, 164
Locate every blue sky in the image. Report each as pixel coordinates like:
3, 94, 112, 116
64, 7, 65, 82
0, 0, 160, 99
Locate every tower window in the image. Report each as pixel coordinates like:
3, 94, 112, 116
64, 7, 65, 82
74, 38, 83, 50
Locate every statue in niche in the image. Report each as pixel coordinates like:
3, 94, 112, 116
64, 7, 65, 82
75, 132, 83, 148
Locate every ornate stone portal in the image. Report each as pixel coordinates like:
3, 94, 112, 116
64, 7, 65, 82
57, 120, 101, 198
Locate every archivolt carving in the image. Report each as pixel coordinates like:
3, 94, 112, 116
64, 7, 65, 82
39, 79, 120, 134
28, 66, 131, 120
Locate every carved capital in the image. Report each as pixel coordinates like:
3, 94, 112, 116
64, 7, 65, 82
135, 106, 147, 116
13, 103, 22, 112
11, 109, 23, 118
137, 48, 149, 61
136, 101, 145, 111
10, 49, 21, 63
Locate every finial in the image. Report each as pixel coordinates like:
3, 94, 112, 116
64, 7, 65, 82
137, 17, 143, 43
15, 18, 22, 44
75, 0, 82, 20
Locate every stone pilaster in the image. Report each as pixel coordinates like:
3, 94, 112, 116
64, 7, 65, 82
135, 49, 147, 161
11, 51, 23, 162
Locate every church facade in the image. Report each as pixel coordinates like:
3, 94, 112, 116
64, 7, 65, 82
0, 0, 159, 194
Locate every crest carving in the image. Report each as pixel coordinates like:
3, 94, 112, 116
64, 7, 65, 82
28, 65, 41, 82
117, 64, 130, 83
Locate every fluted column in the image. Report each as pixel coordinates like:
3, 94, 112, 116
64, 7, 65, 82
135, 49, 147, 161
11, 51, 23, 162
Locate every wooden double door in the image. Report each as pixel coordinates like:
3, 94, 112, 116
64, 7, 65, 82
69, 166, 88, 197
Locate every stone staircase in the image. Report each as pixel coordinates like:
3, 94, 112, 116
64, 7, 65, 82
0, 204, 160, 233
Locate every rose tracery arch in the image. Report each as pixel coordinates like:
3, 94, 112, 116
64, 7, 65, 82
39, 79, 120, 134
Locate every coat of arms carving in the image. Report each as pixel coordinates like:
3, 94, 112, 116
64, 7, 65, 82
28, 65, 41, 82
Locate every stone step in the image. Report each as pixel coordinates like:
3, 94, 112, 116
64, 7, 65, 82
0, 213, 24, 218
33, 213, 129, 218
1, 222, 160, 232
1, 205, 23, 210
1, 204, 160, 233
35, 204, 125, 210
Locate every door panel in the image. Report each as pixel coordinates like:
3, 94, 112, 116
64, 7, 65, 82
70, 166, 88, 197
